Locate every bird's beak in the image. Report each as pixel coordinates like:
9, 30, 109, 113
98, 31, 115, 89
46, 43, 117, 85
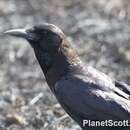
4, 29, 28, 39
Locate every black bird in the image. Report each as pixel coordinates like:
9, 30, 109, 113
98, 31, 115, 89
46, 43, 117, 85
4, 23, 130, 130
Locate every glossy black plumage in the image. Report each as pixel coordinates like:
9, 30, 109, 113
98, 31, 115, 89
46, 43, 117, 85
4, 23, 130, 130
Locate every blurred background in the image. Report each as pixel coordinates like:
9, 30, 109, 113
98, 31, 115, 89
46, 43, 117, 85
1, 0, 130, 130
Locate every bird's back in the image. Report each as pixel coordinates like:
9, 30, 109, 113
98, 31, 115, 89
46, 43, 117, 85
54, 65, 130, 129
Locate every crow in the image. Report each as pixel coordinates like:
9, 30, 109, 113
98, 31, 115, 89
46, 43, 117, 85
4, 23, 130, 130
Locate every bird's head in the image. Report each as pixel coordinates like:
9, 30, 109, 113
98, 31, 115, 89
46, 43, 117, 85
4, 23, 64, 53
4, 23, 81, 86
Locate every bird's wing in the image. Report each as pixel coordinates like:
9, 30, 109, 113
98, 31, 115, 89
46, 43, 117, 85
115, 80, 130, 96
55, 78, 130, 122
82, 65, 130, 99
